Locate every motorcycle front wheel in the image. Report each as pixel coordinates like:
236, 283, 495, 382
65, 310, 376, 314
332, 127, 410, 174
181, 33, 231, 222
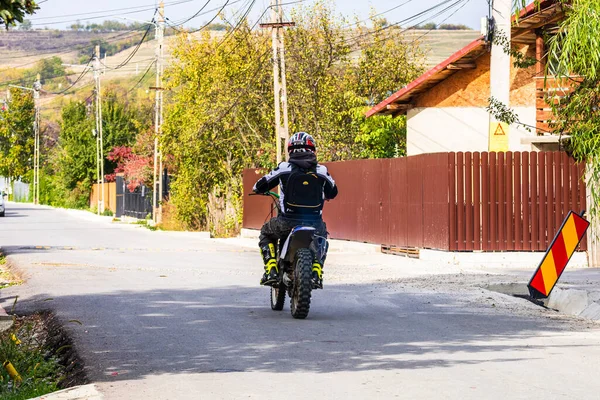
270, 284, 286, 311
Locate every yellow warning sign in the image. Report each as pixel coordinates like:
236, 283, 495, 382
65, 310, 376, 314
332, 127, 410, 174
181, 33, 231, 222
489, 122, 509, 152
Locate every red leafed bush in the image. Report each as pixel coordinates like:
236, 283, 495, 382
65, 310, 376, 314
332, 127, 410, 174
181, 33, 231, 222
106, 146, 153, 191
123, 155, 153, 192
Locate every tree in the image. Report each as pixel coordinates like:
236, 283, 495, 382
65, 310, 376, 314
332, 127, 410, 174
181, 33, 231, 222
18, 18, 31, 30
0, 0, 38, 29
0, 88, 35, 183
416, 22, 437, 30
39, 89, 150, 208
162, 1, 424, 233
509, 0, 600, 215
438, 23, 471, 30
36, 56, 66, 84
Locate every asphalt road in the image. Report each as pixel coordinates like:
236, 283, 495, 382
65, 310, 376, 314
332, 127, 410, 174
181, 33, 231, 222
1, 202, 600, 400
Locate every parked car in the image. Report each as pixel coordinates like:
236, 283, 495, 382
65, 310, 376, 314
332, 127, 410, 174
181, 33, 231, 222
0, 191, 5, 217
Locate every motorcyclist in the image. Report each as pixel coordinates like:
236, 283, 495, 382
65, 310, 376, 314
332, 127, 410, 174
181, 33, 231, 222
253, 132, 338, 288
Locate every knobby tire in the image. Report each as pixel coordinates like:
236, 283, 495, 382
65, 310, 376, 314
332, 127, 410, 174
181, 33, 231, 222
290, 248, 313, 319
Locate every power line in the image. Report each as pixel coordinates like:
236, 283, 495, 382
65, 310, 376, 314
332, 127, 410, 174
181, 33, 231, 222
29, 0, 192, 21
167, 0, 239, 32
341, 0, 417, 29
101, 20, 156, 70
217, 0, 304, 58
0, 25, 155, 81
45, 63, 93, 95
408, 0, 471, 45
29, 0, 193, 26
341, 0, 464, 49
215, 0, 258, 49
127, 60, 157, 94
167, 0, 213, 27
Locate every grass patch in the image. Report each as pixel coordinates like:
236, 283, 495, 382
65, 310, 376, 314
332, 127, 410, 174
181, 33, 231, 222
0, 255, 22, 289
133, 219, 157, 231
0, 312, 86, 399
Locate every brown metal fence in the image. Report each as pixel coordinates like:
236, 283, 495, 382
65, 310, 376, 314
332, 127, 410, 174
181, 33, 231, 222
242, 151, 587, 252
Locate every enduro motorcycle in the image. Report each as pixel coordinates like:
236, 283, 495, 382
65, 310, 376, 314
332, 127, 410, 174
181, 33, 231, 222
251, 191, 328, 319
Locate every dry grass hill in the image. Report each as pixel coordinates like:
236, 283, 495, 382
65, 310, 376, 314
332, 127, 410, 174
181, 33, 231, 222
1, 28, 481, 117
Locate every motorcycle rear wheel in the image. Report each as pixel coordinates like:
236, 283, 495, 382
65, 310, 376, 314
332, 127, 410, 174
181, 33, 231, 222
290, 248, 313, 319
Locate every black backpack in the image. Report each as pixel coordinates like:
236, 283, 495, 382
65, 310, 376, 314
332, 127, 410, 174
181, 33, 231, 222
284, 165, 323, 218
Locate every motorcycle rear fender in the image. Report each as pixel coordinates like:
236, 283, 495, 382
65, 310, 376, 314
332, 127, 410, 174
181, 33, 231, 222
280, 226, 315, 262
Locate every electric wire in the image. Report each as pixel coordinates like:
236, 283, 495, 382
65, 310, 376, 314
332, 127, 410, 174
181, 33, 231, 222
166, 0, 213, 27
100, 18, 155, 70
165, 0, 244, 29
29, 0, 192, 21
127, 59, 157, 93
214, 0, 257, 49
44, 55, 95, 95
28, 0, 192, 26
0, 23, 155, 85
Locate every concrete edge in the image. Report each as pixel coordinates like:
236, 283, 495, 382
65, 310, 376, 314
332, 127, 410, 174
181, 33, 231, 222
548, 286, 600, 321
420, 248, 589, 268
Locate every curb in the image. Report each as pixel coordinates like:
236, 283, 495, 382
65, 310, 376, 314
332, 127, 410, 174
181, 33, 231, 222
420, 249, 589, 268
548, 286, 600, 320
0, 303, 14, 333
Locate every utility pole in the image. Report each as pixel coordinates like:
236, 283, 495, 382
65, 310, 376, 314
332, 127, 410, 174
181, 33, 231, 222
93, 44, 105, 214
8, 76, 41, 205
261, 0, 294, 163
152, 1, 165, 224
33, 74, 41, 205
488, 0, 511, 152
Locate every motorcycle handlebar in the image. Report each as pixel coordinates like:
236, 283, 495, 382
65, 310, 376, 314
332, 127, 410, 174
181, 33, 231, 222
249, 191, 280, 199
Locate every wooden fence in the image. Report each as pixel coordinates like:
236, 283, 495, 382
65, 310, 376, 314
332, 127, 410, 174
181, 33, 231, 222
90, 182, 117, 214
243, 151, 588, 252
450, 151, 586, 251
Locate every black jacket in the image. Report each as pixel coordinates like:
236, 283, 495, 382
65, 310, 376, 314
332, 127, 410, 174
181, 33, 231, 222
253, 153, 338, 218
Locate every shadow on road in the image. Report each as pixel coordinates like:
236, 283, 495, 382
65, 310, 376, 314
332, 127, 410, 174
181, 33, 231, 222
3, 283, 594, 382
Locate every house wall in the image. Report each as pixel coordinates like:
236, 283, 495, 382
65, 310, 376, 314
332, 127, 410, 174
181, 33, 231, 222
407, 107, 536, 155
408, 44, 538, 155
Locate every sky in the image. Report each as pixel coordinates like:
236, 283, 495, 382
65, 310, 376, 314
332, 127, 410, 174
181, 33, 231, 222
27, 0, 489, 31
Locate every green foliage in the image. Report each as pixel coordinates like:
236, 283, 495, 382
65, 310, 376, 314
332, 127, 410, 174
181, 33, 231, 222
206, 23, 227, 31
78, 32, 154, 61
0, 318, 63, 400
512, 0, 600, 217
0, 0, 39, 29
0, 88, 35, 182
438, 23, 471, 30
351, 105, 407, 159
35, 57, 66, 83
416, 22, 437, 30
38, 90, 149, 208
486, 96, 520, 126
415, 23, 471, 30
2, 56, 69, 91
17, 18, 30, 30
492, 29, 537, 69
163, 1, 423, 233
545, 0, 600, 82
